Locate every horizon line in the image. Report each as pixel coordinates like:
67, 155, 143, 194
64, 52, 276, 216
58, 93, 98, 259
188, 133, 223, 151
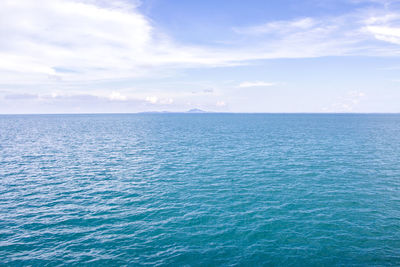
1, 112, 400, 116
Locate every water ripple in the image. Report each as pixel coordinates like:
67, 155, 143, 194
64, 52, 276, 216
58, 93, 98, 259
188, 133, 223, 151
1, 114, 400, 265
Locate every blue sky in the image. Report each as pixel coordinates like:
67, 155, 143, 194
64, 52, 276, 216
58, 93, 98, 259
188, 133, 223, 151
1, 0, 400, 113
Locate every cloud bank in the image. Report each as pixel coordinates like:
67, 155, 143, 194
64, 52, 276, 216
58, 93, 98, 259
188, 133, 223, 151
239, 81, 277, 88
0, 0, 236, 84
1, 0, 400, 85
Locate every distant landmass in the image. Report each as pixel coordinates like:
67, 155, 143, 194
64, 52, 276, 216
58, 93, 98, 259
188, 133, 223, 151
186, 108, 206, 113
139, 109, 209, 114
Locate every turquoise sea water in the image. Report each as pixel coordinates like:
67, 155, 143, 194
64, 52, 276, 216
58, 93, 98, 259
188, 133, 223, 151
1, 114, 400, 266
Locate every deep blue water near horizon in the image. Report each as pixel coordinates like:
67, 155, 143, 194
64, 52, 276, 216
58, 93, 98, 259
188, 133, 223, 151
1, 113, 400, 266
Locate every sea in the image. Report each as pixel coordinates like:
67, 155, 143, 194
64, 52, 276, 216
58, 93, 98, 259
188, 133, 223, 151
1, 113, 400, 266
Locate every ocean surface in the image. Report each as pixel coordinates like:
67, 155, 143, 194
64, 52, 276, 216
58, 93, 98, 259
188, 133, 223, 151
1, 113, 400, 266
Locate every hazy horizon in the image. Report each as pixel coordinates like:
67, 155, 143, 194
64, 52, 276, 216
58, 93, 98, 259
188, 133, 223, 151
3, 111, 400, 115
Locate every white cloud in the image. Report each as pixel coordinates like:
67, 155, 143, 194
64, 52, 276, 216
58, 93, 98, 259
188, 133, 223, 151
145, 96, 158, 104
108, 91, 127, 101
363, 12, 400, 45
239, 81, 277, 88
365, 26, 400, 44
0, 0, 154, 81
0, 0, 245, 84
323, 90, 366, 112
1, 0, 400, 88
232, 8, 400, 59
216, 101, 226, 107
159, 98, 174, 104
145, 96, 173, 105
233, 18, 316, 35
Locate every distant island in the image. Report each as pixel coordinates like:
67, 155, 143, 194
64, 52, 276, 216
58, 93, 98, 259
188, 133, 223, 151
186, 108, 206, 113
139, 109, 209, 114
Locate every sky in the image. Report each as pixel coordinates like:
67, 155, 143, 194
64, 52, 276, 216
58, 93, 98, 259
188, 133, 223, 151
1, 0, 400, 113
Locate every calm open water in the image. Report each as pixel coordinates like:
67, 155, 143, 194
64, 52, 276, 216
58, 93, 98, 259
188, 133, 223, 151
1, 114, 400, 266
